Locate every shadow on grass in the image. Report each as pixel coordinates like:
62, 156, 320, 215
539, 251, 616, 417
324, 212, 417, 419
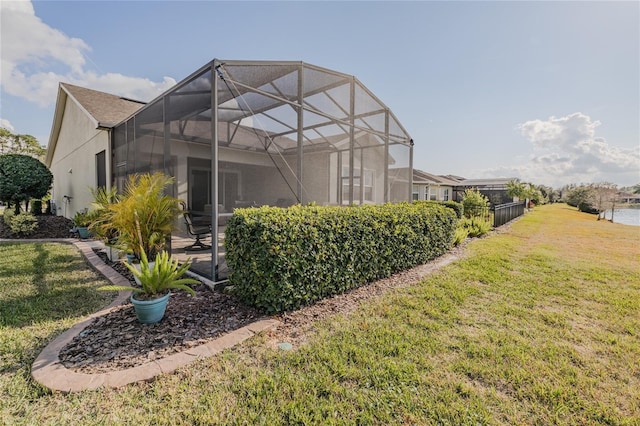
0, 244, 111, 329
32, 243, 49, 295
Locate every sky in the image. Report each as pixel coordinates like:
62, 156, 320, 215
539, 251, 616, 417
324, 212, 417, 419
1, 0, 638, 188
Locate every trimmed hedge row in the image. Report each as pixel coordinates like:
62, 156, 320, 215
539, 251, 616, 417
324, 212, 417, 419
225, 203, 458, 313
413, 200, 464, 219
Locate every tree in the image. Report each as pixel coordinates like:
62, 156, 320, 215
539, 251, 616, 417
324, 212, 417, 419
538, 185, 557, 203
592, 182, 618, 221
0, 128, 46, 160
0, 154, 53, 213
506, 180, 527, 200
565, 184, 597, 214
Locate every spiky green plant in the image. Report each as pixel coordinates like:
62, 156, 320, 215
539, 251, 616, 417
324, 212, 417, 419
99, 248, 198, 299
87, 186, 119, 243
107, 173, 180, 259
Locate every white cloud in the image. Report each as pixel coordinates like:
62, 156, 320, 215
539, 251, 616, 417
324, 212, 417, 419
0, 1, 176, 106
0, 119, 15, 132
477, 112, 640, 187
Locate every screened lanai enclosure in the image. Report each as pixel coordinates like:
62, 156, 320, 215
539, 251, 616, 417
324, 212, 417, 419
112, 60, 413, 282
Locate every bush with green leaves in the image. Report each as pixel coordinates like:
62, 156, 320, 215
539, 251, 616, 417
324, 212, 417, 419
462, 189, 490, 219
458, 216, 492, 238
3, 207, 15, 226
225, 202, 457, 313
414, 200, 463, 219
9, 212, 38, 236
0, 154, 52, 213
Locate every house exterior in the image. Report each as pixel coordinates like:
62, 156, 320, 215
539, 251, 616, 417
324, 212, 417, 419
412, 170, 517, 206
45, 83, 145, 218
46, 59, 414, 282
618, 192, 640, 203
412, 169, 459, 202
452, 177, 517, 206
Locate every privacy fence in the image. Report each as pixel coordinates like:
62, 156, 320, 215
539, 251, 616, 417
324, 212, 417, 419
493, 201, 526, 227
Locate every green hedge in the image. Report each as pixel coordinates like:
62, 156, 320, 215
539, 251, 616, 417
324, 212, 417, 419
225, 203, 458, 313
414, 200, 464, 219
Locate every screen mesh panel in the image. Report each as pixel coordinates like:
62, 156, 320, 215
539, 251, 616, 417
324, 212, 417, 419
112, 60, 412, 282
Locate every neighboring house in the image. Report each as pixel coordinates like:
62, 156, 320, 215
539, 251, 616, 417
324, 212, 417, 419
412, 169, 459, 202
45, 83, 145, 218
46, 59, 414, 281
451, 177, 517, 206
412, 171, 517, 206
618, 192, 640, 203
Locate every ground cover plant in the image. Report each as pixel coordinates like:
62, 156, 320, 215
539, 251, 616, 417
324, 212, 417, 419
1, 203, 638, 424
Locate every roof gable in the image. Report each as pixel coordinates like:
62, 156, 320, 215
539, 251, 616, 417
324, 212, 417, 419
45, 83, 146, 166
61, 83, 145, 127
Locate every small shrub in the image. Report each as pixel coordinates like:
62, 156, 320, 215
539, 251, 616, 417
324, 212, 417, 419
454, 227, 469, 246
462, 189, 490, 219
10, 212, 38, 236
3, 207, 15, 225
30, 200, 43, 215
578, 201, 599, 214
458, 217, 492, 238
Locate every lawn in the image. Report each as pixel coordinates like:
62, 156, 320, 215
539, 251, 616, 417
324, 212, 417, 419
1, 204, 639, 425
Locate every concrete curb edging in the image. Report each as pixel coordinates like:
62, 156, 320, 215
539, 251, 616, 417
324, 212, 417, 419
0, 238, 280, 392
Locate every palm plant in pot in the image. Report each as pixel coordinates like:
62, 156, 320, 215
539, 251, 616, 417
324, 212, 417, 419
73, 211, 91, 239
99, 248, 199, 323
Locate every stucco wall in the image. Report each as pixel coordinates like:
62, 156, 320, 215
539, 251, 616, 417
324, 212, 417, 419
49, 99, 110, 219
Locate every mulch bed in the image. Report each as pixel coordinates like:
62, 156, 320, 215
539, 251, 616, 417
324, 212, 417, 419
58, 251, 264, 374
0, 215, 74, 239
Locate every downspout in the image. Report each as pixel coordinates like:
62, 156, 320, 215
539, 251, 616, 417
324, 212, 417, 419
409, 138, 414, 202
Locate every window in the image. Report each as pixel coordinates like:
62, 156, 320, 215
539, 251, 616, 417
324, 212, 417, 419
412, 185, 419, 201
443, 188, 449, 201
429, 187, 437, 201
342, 167, 375, 203
96, 150, 106, 189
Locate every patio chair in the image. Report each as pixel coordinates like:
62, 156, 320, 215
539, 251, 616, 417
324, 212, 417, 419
180, 202, 212, 251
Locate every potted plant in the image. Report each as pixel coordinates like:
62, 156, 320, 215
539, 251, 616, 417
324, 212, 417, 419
125, 249, 136, 264
73, 211, 91, 239
99, 248, 199, 323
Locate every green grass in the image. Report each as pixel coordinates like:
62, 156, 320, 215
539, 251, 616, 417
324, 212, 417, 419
1, 204, 639, 425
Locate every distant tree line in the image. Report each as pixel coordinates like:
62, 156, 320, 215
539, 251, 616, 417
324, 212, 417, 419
0, 127, 46, 160
563, 182, 620, 220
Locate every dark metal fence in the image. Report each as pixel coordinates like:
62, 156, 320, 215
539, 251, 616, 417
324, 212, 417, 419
493, 201, 526, 227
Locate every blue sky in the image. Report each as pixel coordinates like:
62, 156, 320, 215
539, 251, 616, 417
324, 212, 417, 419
1, 0, 638, 187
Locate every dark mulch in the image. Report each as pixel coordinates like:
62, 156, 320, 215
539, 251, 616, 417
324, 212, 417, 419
0, 215, 74, 239
58, 250, 264, 374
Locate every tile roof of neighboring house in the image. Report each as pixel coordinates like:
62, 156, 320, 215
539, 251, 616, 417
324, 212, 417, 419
455, 177, 516, 187
413, 169, 462, 186
61, 83, 146, 127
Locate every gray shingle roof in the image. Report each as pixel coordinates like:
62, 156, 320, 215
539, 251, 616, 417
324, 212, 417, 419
61, 83, 145, 127
413, 169, 461, 186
